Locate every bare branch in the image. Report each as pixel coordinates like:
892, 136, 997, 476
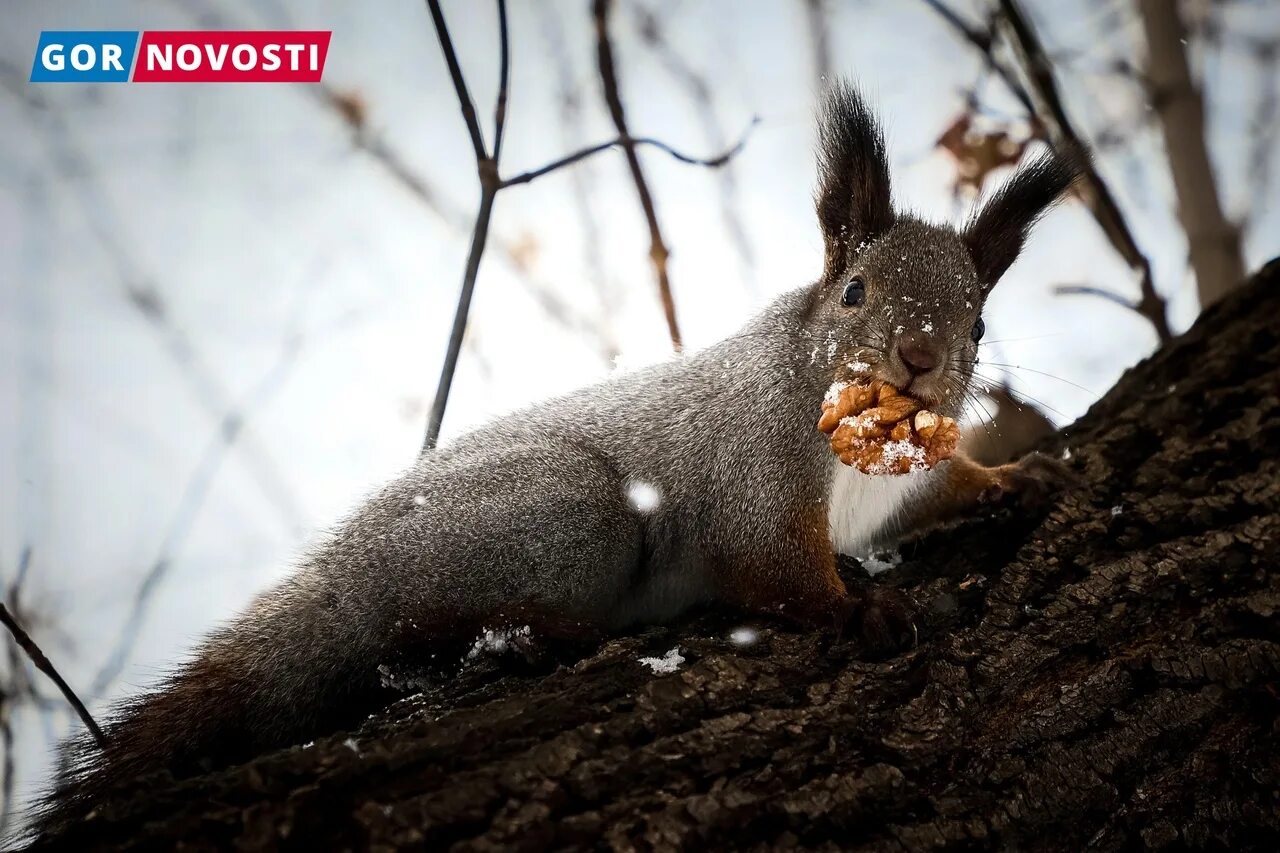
492, 0, 511, 162
994, 0, 1173, 343
593, 0, 683, 351
1054, 283, 1175, 343
0, 604, 105, 750
425, 0, 488, 163
919, 0, 1172, 341
422, 0, 755, 447
1137, 0, 1244, 307
1053, 284, 1139, 310
422, 0, 507, 452
918, 0, 1036, 115
500, 123, 756, 188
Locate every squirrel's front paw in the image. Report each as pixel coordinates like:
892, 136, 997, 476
837, 586, 917, 654
981, 451, 1082, 507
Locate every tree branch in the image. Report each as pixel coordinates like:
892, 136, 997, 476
994, 0, 1173, 343
0, 603, 105, 750
491, 0, 511, 163
918, 0, 1036, 115
593, 0, 683, 352
1136, 0, 1244, 307
421, 0, 507, 453
500, 123, 756, 188
919, 0, 1172, 342
421, 0, 754, 448
425, 0, 487, 163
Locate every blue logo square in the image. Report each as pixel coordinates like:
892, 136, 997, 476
30, 31, 139, 82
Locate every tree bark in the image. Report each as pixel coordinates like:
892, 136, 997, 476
31, 261, 1280, 851
1137, 0, 1245, 308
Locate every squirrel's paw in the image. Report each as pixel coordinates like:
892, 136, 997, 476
836, 586, 918, 654
981, 451, 1082, 507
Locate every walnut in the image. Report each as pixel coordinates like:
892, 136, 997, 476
817, 380, 959, 475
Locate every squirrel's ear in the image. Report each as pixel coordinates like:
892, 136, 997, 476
962, 149, 1080, 290
815, 82, 894, 282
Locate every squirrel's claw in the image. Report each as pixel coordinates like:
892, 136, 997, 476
981, 451, 1082, 507
836, 586, 918, 655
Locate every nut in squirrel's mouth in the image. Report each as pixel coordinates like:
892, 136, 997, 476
818, 378, 960, 475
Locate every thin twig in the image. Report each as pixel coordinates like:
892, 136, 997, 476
918, 0, 1036, 114
492, 0, 511, 162
421, 0, 508, 453
501, 124, 756, 188
179, 0, 615, 360
425, 0, 487, 162
1053, 284, 1142, 312
593, 0, 683, 351
0, 604, 105, 750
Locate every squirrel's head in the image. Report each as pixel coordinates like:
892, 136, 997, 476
804, 82, 1078, 419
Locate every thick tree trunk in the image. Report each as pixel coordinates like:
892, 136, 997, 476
31, 261, 1280, 852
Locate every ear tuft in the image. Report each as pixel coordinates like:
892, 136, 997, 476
816, 82, 895, 282
962, 149, 1080, 288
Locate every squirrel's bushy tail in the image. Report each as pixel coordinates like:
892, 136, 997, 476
30, 574, 394, 840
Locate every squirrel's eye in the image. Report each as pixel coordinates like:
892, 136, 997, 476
971, 317, 986, 343
841, 278, 866, 307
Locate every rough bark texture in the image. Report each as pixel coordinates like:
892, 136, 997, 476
32, 262, 1280, 852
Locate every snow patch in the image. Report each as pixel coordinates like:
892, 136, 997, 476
639, 647, 685, 674
626, 480, 662, 513
861, 550, 903, 575
824, 380, 849, 405
466, 625, 532, 660
868, 439, 928, 475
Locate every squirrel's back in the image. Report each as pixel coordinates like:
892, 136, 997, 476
32, 285, 833, 838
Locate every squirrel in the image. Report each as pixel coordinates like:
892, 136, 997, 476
34, 83, 1078, 836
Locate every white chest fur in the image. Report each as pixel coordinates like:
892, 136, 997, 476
826, 459, 936, 555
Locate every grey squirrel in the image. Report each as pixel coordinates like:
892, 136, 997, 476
35, 83, 1078, 835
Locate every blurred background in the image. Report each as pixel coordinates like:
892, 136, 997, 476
1, 0, 1277, 832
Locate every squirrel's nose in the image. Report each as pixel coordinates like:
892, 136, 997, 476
895, 332, 942, 376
